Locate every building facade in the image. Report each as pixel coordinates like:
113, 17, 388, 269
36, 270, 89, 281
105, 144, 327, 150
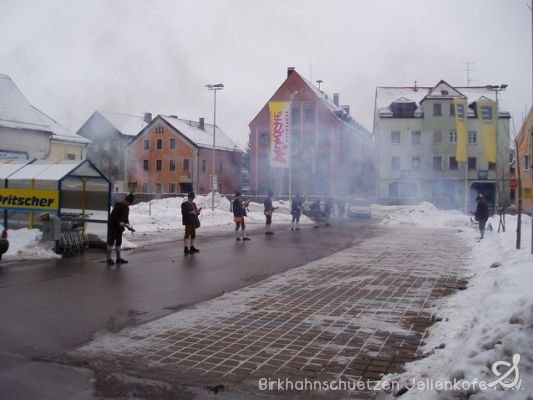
76, 111, 150, 192
249, 68, 374, 197
374, 80, 511, 210
515, 106, 532, 213
126, 115, 242, 195
0, 74, 89, 161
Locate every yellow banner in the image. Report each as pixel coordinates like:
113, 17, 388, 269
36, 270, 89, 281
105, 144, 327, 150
0, 188, 59, 211
477, 100, 497, 163
268, 101, 291, 168
454, 98, 468, 162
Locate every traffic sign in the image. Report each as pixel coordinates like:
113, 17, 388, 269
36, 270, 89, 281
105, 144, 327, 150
509, 178, 518, 190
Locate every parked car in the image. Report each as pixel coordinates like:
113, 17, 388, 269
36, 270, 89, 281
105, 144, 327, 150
0, 229, 9, 260
348, 198, 371, 218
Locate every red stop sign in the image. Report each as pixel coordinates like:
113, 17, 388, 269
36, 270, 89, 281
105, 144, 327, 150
509, 178, 518, 189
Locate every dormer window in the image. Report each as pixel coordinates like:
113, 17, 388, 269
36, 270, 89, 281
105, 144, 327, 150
390, 99, 416, 118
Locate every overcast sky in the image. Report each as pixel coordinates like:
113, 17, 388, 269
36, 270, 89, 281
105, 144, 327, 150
1, 0, 531, 148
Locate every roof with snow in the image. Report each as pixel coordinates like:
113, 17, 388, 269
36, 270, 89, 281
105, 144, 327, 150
96, 111, 149, 136
0, 74, 90, 144
160, 115, 242, 152
375, 80, 511, 118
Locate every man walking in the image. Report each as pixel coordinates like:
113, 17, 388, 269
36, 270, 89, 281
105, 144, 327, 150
263, 190, 276, 235
474, 194, 489, 239
181, 191, 202, 254
233, 192, 250, 241
107, 193, 135, 265
291, 192, 303, 231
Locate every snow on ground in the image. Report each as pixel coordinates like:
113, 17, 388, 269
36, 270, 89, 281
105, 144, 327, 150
4, 198, 531, 396
381, 211, 533, 399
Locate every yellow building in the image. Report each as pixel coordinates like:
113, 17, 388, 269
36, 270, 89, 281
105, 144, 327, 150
515, 106, 533, 213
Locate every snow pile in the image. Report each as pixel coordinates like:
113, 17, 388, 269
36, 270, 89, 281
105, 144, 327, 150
0, 225, 60, 261
382, 213, 533, 399
379, 201, 470, 229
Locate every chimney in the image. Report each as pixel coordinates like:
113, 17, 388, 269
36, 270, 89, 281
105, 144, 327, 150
199, 117, 205, 130
143, 112, 152, 123
287, 67, 295, 77
333, 93, 340, 107
341, 105, 350, 115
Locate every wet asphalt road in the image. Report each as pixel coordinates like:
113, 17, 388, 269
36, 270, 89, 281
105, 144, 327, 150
0, 219, 378, 399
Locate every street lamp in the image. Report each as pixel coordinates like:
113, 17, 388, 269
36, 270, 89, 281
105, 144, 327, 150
206, 83, 224, 212
486, 84, 507, 208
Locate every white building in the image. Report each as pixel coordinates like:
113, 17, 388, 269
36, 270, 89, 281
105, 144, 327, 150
0, 74, 90, 161
373, 80, 511, 210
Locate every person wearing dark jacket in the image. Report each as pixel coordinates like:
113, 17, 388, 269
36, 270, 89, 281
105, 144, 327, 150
107, 193, 134, 265
233, 192, 250, 241
263, 190, 277, 235
474, 194, 489, 239
291, 193, 303, 231
181, 191, 201, 254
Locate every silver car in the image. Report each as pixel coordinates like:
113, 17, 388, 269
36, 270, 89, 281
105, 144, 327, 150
348, 198, 371, 218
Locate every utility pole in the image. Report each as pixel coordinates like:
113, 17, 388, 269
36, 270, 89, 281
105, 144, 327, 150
461, 61, 475, 87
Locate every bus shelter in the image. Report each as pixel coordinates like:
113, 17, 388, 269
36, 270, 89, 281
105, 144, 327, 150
0, 159, 111, 253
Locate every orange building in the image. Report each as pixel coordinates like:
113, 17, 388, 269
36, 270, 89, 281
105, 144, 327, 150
515, 106, 533, 213
126, 115, 242, 195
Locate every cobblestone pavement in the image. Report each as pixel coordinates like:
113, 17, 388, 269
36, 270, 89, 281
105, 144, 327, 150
60, 226, 470, 399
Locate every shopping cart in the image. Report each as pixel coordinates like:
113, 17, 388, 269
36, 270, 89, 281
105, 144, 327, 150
58, 213, 91, 256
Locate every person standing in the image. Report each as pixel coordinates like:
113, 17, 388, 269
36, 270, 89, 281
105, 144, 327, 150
324, 198, 334, 226
107, 193, 135, 265
181, 191, 202, 254
474, 194, 489, 239
291, 192, 303, 231
233, 192, 250, 241
263, 190, 277, 235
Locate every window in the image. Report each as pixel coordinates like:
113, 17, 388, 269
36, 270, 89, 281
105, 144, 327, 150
143, 160, 149, 171
219, 161, 223, 172
66, 153, 76, 160
391, 130, 401, 144
168, 183, 176, 193
411, 156, 420, 169
391, 156, 400, 169
433, 156, 442, 170
156, 139, 162, 150
169, 159, 176, 171
130, 160, 137, 172
292, 129, 300, 146
468, 131, 477, 144
156, 160, 162, 171
468, 157, 477, 170
433, 130, 442, 144
292, 107, 299, 122
155, 126, 163, 134
433, 103, 442, 116
317, 154, 329, 173
169, 138, 176, 149
144, 140, 149, 150
155, 183, 162, 193
304, 107, 314, 121
411, 131, 421, 145
142, 182, 149, 193
304, 130, 315, 145
488, 162, 496, 170
449, 156, 458, 170
449, 103, 455, 117
259, 132, 269, 146
449, 131, 457, 144
183, 159, 190, 171
525, 155, 531, 170
202, 159, 207, 172
319, 130, 330, 145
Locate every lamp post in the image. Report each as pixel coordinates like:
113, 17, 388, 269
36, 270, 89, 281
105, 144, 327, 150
486, 84, 507, 206
206, 83, 224, 212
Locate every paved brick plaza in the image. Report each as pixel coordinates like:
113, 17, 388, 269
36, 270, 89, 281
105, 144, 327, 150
61, 226, 470, 399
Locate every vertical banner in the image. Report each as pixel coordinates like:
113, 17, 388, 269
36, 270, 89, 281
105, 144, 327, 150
268, 101, 291, 168
454, 98, 468, 162
477, 100, 497, 163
